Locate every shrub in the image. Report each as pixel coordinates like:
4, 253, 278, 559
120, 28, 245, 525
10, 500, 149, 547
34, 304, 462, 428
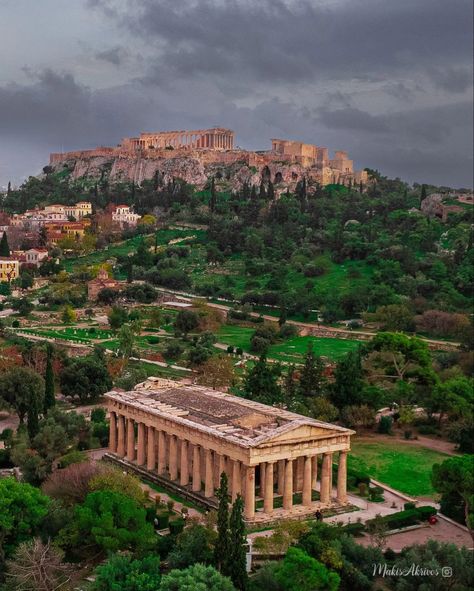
417, 506, 437, 521
147, 336, 160, 344
404, 502, 416, 511
57, 450, 88, 468
169, 518, 185, 536
236, 347, 243, 356
341, 522, 365, 537
227, 345, 234, 354
90, 408, 106, 423
378, 416, 393, 434
157, 512, 170, 529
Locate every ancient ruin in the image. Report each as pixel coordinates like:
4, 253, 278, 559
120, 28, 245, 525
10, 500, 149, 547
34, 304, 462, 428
121, 127, 234, 151
105, 378, 353, 523
49, 127, 368, 190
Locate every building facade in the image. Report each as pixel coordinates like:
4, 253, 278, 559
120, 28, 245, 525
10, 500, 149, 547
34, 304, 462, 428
105, 378, 354, 523
0, 257, 19, 282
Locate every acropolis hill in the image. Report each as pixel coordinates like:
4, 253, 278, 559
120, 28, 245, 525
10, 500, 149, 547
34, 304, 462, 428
49, 126, 368, 191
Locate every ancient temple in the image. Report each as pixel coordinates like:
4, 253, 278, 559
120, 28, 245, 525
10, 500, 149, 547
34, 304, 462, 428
105, 378, 354, 523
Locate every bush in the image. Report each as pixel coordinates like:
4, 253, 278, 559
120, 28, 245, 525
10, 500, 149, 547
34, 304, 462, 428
417, 425, 439, 435
236, 347, 243, 356
341, 522, 365, 537
157, 512, 170, 529
404, 502, 416, 511
227, 345, 234, 354
169, 518, 185, 536
57, 450, 88, 468
279, 323, 298, 339
147, 336, 160, 344
417, 506, 437, 521
378, 416, 393, 434
368, 486, 385, 502
90, 408, 106, 423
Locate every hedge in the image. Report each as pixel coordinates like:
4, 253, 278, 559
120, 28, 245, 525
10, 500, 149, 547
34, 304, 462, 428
169, 518, 185, 535
157, 512, 170, 529
341, 522, 365, 537
365, 506, 437, 531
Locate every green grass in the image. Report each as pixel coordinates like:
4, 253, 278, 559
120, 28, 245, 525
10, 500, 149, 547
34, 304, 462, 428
267, 335, 361, 362
349, 440, 450, 497
216, 325, 361, 362
142, 479, 204, 513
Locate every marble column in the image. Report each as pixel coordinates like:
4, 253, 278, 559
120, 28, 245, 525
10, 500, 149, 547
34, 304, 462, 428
192, 445, 201, 492
260, 463, 266, 497
337, 451, 348, 503
320, 453, 331, 504
328, 453, 333, 499
158, 430, 166, 475
117, 414, 125, 457
109, 412, 117, 453
244, 465, 255, 520
303, 456, 312, 506
296, 456, 305, 492
146, 427, 156, 470
204, 449, 214, 497
180, 440, 189, 486
264, 462, 274, 514
169, 435, 178, 480
232, 459, 241, 501
277, 460, 285, 495
137, 422, 146, 466
312, 455, 318, 490
126, 418, 135, 461
283, 459, 293, 510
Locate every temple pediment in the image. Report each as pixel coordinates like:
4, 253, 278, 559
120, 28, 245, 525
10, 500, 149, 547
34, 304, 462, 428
255, 423, 348, 447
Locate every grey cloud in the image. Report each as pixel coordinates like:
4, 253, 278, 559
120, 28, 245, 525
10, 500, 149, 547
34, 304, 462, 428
94, 46, 129, 66
428, 67, 473, 93
89, 0, 473, 87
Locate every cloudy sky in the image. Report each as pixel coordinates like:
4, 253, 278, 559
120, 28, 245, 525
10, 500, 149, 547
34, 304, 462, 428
0, 0, 472, 187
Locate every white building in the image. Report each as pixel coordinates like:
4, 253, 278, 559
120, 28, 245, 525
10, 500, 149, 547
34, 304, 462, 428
112, 205, 141, 227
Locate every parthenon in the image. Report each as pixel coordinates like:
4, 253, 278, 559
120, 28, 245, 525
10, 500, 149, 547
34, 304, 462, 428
121, 127, 234, 151
105, 378, 354, 523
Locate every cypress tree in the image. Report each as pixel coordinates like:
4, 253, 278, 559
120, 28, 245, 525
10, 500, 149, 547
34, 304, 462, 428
250, 185, 257, 201
44, 345, 55, 413
359, 181, 363, 193
209, 177, 217, 213
299, 342, 326, 397
420, 184, 427, 201
126, 258, 133, 283
228, 495, 249, 591
0, 232, 10, 257
259, 180, 266, 200
214, 472, 230, 575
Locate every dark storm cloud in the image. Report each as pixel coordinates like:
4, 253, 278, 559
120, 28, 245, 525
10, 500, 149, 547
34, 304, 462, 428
91, 0, 473, 86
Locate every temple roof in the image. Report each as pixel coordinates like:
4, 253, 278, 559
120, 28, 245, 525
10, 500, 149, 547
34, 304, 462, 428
105, 378, 354, 448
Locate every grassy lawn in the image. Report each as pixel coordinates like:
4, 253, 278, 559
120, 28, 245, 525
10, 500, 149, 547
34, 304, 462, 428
216, 325, 361, 362
268, 335, 361, 362
349, 439, 450, 497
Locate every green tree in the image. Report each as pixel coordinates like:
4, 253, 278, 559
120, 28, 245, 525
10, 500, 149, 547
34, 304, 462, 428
299, 342, 326, 397
118, 324, 135, 359
58, 491, 155, 557
388, 540, 473, 591
43, 344, 55, 413
89, 467, 147, 506
59, 355, 112, 404
0, 478, 50, 563
92, 553, 161, 591
108, 306, 129, 331
0, 366, 44, 426
228, 495, 248, 591
160, 564, 235, 591
0, 232, 10, 257
215, 472, 230, 574
331, 349, 364, 409
242, 354, 283, 405
432, 455, 474, 540
175, 309, 199, 337
274, 547, 340, 591
167, 524, 216, 570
